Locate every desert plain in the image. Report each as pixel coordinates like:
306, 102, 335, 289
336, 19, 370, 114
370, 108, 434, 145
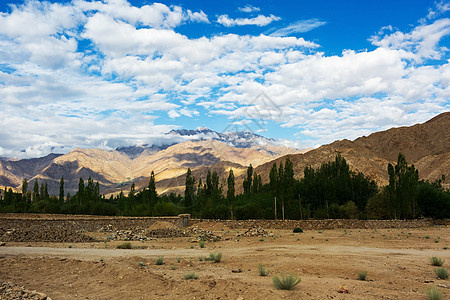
0, 214, 449, 299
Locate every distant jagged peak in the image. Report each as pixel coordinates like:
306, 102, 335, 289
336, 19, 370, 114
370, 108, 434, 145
168, 127, 277, 149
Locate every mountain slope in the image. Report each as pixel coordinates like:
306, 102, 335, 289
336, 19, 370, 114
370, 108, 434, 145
254, 112, 450, 189
1, 114, 448, 197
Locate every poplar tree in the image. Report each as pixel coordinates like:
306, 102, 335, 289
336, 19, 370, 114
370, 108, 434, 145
184, 168, 196, 213
59, 177, 64, 204
227, 169, 235, 219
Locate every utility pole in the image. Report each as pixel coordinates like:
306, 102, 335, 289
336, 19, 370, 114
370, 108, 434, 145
299, 195, 303, 220
274, 196, 277, 220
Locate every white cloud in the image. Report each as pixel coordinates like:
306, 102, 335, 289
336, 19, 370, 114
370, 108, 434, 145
238, 5, 260, 13
217, 14, 281, 27
73, 0, 208, 28
0, 0, 449, 158
270, 19, 327, 36
425, 0, 450, 21
370, 18, 450, 61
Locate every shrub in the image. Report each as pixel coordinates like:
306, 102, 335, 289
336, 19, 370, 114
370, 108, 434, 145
138, 261, 145, 267
183, 272, 198, 280
176, 257, 182, 263
116, 242, 132, 249
430, 257, 445, 267
425, 286, 444, 300
435, 267, 449, 279
155, 256, 164, 265
199, 240, 205, 248
293, 228, 303, 233
208, 252, 222, 263
258, 264, 270, 276
357, 271, 367, 281
272, 274, 301, 290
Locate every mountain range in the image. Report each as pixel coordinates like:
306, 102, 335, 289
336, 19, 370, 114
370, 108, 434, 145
1, 112, 449, 196
0, 129, 302, 196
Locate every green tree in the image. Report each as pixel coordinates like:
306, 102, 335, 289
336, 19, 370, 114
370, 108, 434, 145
22, 179, 28, 204
148, 171, 158, 208
59, 177, 64, 205
227, 169, 235, 219
78, 178, 85, 205
243, 164, 253, 194
387, 153, 419, 219
299, 154, 377, 219
184, 168, 196, 213
33, 180, 39, 202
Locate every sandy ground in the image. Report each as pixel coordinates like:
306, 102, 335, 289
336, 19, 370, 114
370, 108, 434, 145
1, 225, 449, 299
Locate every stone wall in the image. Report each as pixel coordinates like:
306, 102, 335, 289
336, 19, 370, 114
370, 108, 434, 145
0, 214, 185, 232
0, 213, 440, 232
188, 218, 436, 230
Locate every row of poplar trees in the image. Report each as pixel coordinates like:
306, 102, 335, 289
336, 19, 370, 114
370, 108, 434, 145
1, 153, 449, 219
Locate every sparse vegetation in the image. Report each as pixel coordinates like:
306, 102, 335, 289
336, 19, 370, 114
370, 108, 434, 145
183, 272, 198, 280
116, 242, 132, 249
430, 257, 445, 267
138, 261, 145, 267
155, 256, 164, 265
425, 286, 444, 300
176, 257, 182, 263
272, 274, 301, 290
435, 267, 448, 279
258, 264, 270, 276
357, 271, 367, 281
208, 252, 222, 263
293, 228, 303, 233
199, 240, 205, 248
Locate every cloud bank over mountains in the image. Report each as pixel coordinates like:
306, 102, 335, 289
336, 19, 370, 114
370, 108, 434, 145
0, 0, 449, 158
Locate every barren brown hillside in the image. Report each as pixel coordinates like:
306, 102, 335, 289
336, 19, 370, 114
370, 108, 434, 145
353, 112, 450, 162
253, 112, 450, 189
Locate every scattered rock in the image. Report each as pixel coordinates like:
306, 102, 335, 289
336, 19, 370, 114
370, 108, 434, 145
232, 268, 242, 273
236, 227, 273, 238
0, 280, 52, 300
337, 286, 349, 294
99, 225, 155, 241
146, 228, 186, 238
187, 226, 221, 242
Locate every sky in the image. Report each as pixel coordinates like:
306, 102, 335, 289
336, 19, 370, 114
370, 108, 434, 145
0, 0, 450, 158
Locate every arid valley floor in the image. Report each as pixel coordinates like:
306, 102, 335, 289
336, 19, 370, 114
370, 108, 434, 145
0, 215, 449, 299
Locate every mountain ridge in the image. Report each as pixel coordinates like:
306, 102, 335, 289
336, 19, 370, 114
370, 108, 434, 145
0, 113, 449, 196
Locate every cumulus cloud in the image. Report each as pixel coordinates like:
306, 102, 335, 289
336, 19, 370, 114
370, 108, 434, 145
0, 0, 449, 158
217, 14, 281, 27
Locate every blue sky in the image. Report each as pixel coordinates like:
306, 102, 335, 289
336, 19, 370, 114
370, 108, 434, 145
0, 0, 449, 158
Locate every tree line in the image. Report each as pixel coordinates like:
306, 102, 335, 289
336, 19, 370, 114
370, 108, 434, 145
0, 153, 448, 219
